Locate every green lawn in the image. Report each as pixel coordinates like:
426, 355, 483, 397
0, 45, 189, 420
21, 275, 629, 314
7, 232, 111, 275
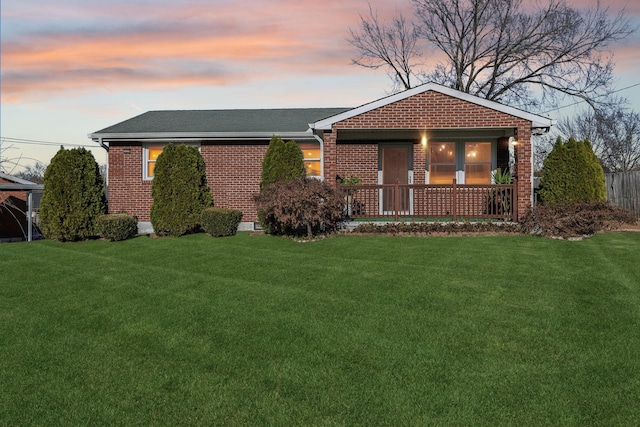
2, 232, 640, 425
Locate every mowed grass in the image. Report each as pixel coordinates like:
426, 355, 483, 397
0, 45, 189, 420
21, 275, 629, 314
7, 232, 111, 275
1, 232, 640, 425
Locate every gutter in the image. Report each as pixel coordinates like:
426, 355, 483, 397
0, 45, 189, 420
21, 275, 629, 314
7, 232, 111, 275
88, 131, 315, 141
313, 132, 326, 181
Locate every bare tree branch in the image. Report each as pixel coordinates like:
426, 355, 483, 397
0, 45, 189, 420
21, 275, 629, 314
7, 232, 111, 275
349, 0, 635, 109
556, 98, 640, 172
348, 3, 422, 91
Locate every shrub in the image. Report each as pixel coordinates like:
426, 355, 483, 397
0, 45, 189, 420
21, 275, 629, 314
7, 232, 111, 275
351, 221, 521, 235
520, 201, 636, 238
260, 136, 305, 189
150, 143, 213, 237
539, 137, 606, 205
40, 147, 106, 241
254, 178, 345, 239
201, 208, 243, 237
96, 213, 138, 241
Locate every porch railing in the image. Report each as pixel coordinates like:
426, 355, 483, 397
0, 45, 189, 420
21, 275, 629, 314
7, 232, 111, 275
339, 179, 518, 222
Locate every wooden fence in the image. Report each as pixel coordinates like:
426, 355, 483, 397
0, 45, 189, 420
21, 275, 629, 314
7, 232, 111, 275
605, 171, 640, 216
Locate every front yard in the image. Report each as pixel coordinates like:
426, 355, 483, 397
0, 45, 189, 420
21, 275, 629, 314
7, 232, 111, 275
2, 232, 639, 425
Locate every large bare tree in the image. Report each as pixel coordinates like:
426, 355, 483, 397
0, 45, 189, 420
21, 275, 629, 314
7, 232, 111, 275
349, 0, 634, 109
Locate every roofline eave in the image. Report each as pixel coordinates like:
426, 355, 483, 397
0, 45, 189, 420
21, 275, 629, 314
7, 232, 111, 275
88, 130, 315, 143
0, 184, 44, 191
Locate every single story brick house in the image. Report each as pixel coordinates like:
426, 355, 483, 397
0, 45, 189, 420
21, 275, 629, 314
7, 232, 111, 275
89, 83, 554, 231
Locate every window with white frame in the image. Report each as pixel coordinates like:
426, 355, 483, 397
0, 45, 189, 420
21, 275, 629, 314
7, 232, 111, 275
144, 145, 164, 179
464, 142, 492, 184
428, 142, 456, 184
298, 142, 321, 177
427, 141, 494, 184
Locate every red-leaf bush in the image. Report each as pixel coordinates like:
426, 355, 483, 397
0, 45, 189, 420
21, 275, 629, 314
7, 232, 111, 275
254, 178, 345, 238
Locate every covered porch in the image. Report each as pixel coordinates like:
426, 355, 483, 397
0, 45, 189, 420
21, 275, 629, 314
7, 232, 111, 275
311, 83, 553, 222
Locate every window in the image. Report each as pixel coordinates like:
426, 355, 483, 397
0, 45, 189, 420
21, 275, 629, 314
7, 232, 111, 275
299, 142, 321, 177
464, 142, 492, 184
427, 141, 494, 184
428, 142, 456, 184
145, 145, 164, 179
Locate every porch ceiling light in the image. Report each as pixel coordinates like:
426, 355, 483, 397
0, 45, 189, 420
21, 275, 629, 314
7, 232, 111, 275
421, 134, 427, 147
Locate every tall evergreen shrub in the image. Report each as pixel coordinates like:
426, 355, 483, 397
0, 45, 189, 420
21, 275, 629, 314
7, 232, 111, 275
260, 136, 305, 189
150, 143, 213, 236
540, 137, 606, 205
40, 147, 106, 241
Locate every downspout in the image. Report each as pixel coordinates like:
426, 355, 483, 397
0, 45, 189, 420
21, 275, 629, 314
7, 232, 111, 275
99, 137, 109, 207
313, 132, 325, 181
27, 191, 33, 242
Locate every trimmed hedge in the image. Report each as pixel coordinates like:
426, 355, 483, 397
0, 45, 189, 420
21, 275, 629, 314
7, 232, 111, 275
351, 221, 521, 235
39, 147, 106, 241
96, 213, 138, 241
150, 143, 213, 237
201, 208, 243, 237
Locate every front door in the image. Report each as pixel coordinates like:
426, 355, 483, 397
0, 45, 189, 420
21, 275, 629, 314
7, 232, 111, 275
380, 146, 412, 213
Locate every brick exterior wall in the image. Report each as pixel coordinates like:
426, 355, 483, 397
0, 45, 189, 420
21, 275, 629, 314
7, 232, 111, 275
336, 144, 378, 184
201, 144, 266, 222
323, 90, 534, 219
107, 145, 153, 220
107, 143, 266, 223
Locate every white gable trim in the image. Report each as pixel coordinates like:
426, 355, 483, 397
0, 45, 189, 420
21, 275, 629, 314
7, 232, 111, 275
310, 83, 555, 130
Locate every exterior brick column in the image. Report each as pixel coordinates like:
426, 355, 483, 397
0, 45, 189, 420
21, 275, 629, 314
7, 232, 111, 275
323, 128, 338, 188
515, 125, 533, 221
413, 143, 427, 184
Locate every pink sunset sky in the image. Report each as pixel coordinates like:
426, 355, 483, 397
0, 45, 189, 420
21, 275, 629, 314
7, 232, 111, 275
1, 0, 639, 171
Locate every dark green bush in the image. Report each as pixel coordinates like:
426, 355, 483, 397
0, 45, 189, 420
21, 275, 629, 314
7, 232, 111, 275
539, 137, 606, 205
254, 178, 345, 239
150, 143, 213, 237
201, 208, 243, 237
40, 147, 106, 241
96, 213, 138, 241
260, 136, 305, 189
520, 201, 636, 238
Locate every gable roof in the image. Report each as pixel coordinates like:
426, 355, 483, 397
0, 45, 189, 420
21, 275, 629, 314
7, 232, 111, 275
89, 108, 349, 141
310, 83, 555, 130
